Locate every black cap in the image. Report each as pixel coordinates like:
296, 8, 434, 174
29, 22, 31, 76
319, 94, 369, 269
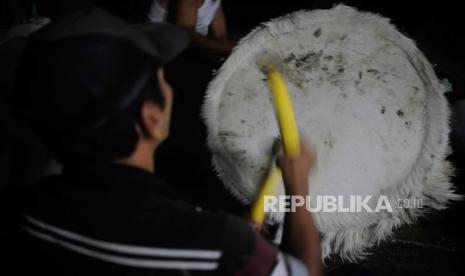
14, 8, 189, 134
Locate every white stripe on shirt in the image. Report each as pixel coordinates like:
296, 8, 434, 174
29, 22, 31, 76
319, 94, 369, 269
23, 226, 219, 270
24, 215, 221, 260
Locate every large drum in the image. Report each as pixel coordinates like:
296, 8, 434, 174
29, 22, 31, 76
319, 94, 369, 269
202, 5, 459, 260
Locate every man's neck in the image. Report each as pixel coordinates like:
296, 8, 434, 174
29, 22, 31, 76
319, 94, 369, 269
114, 144, 156, 173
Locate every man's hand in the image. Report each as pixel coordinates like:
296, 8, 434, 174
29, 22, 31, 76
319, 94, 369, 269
277, 141, 322, 276
277, 143, 316, 196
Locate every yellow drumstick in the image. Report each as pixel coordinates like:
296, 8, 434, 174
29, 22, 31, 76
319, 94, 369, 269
251, 62, 301, 224
251, 158, 282, 223
267, 70, 301, 157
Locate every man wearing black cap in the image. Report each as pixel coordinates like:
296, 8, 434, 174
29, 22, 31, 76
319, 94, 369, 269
11, 8, 322, 276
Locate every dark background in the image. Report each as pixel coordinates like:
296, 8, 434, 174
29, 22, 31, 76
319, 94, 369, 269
1, 1, 465, 275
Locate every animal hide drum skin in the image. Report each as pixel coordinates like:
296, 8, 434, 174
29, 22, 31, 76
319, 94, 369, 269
202, 5, 461, 260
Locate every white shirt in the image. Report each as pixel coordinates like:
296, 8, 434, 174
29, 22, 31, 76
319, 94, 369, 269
147, 0, 221, 36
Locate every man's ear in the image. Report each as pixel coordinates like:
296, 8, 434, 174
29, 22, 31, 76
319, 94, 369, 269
140, 100, 166, 141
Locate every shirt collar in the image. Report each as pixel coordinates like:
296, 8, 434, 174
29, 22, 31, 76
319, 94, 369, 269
65, 162, 177, 197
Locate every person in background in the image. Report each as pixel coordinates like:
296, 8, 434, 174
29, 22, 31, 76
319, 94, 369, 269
148, 0, 236, 214
148, 0, 235, 56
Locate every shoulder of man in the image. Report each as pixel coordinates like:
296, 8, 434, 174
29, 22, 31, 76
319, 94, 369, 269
137, 200, 307, 275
